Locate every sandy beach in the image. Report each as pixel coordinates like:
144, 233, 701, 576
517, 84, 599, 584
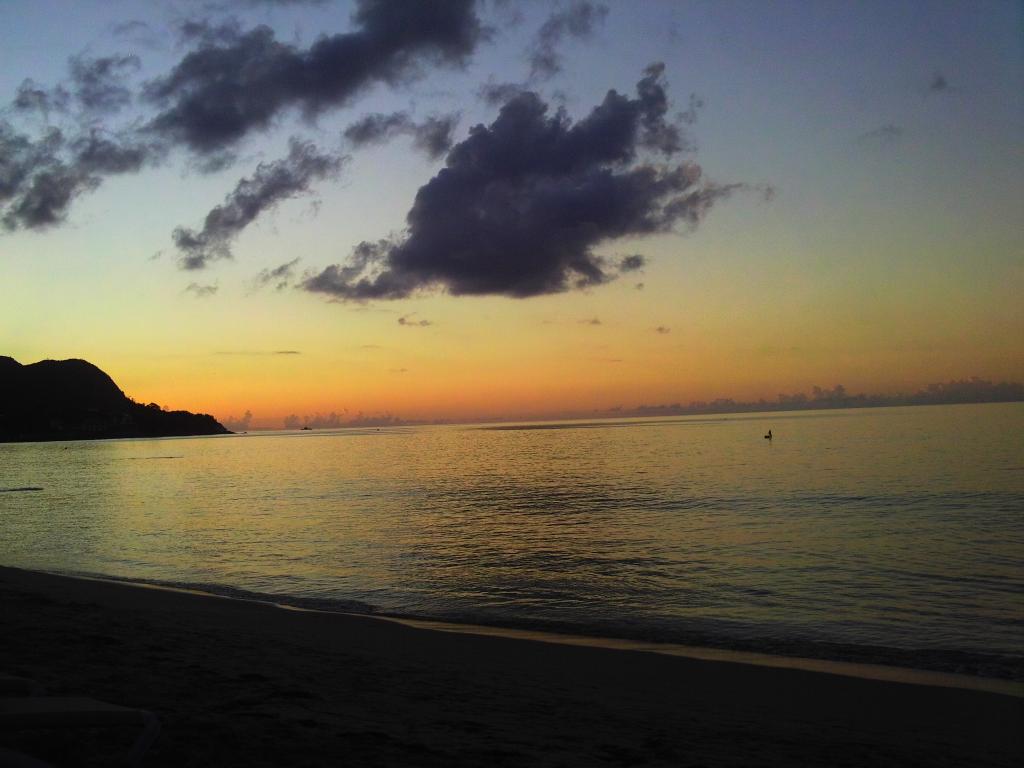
0, 566, 1020, 766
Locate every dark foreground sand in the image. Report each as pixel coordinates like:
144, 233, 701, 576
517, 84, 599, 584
1, 566, 1021, 767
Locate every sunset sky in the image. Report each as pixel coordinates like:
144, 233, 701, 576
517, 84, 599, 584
2, 0, 1021, 428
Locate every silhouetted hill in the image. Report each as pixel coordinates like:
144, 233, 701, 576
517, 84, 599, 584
0, 356, 230, 442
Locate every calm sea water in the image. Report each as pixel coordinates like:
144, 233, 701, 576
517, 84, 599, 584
2, 403, 1022, 678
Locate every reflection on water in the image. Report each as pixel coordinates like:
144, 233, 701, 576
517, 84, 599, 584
2, 403, 1022, 677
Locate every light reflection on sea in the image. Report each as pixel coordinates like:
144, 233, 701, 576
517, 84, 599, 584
2, 403, 1022, 678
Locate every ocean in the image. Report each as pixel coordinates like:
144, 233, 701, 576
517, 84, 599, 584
2, 402, 1022, 679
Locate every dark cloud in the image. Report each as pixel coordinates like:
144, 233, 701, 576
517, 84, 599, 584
344, 111, 459, 159
236, 1, 331, 6
2, 52, 158, 230
112, 19, 152, 36
397, 314, 431, 327
112, 19, 161, 46
928, 72, 951, 93
304, 64, 749, 301
0, 122, 154, 231
618, 254, 645, 272
145, 0, 486, 154
343, 111, 409, 143
175, 18, 245, 47
655, 326, 670, 334
184, 281, 218, 297
1, 125, 62, 208
1, 2, 483, 230
252, 257, 301, 290
529, 2, 608, 80
13, 80, 69, 117
174, 138, 344, 269
69, 54, 140, 114
1, 164, 94, 231
188, 149, 239, 175
678, 93, 704, 126
71, 130, 151, 174
477, 80, 527, 106
410, 115, 460, 159
13, 55, 140, 118
857, 123, 903, 147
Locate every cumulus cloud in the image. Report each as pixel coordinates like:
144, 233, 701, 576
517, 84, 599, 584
184, 281, 218, 297
223, 409, 253, 431
174, 139, 344, 269
144, 0, 486, 155
283, 410, 406, 429
529, 2, 608, 80
304, 64, 750, 302
252, 257, 301, 290
344, 111, 459, 159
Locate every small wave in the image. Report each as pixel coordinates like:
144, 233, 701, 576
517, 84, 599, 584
39, 568, 1024, 683
0, 486, 43, 493
378, 609, 1024, 683
68, 572, 376, 615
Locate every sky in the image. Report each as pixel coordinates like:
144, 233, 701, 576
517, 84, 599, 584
1, 0, 1022, 428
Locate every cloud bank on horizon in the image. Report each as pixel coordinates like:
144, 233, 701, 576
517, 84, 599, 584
1, 0, 757, 303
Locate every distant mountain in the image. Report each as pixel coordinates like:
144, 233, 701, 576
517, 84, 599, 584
0, 356, 230, 442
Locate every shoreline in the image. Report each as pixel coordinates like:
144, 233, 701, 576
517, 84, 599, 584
24, 564, 1024, 696
2, 564, 1022, 766
35, 565, 1024, 699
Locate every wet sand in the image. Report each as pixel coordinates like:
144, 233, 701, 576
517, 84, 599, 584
1, 565, 1021, 766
